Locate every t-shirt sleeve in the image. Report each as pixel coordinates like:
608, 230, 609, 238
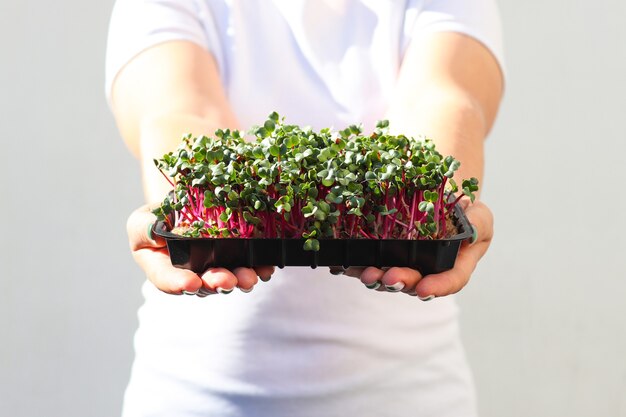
403, 0, 506, 79
104, 0, 219, 102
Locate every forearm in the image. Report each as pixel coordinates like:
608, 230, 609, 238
385, 86, 486, 191
111, 43, 266, 294
385, 32, 503, 193
138, 112, 239, 203
109, 41, 238, 203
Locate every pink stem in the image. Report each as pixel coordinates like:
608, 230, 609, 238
157, 168, 176, 188
359, 228, 376, 239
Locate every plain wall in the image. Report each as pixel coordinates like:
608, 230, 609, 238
457, 2, 626, 416
0, 2, 145, 416
1, 1, 624, 416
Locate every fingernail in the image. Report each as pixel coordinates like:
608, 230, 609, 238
197, 288, 216, 297
385, 282, 405, 292
329, 267, 346, 275
260, 275, 272, 282
182, 290, 197, 296
364, 281, 381, 290
239, 287, 253, 293
147, 222, 155, 242
217, 287, 233, 294
470, 224, 478, 244
419, 295, 436, 302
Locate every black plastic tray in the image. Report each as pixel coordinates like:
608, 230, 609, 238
153, 204, 472, 275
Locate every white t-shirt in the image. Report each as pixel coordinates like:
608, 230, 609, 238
106, 1, 504, 416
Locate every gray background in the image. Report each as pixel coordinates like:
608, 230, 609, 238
1, 1, 624, 416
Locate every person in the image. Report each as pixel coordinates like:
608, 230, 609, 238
106, 1, 503, 416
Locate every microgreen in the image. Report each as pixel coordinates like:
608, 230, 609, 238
152, 114, 478, 250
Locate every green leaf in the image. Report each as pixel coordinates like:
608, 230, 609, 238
448, 178, 458, 193
325, 192, 343, 204
243, 211, 261, 225
303, 238, 320, 251
365, 171, 377, 181
321, 177, 334, 187
418, 201, 434, 214
380, 208, 398, 216
463, 187, 476, 203
318, 200, 330, 213
203, 191, 215, 208
444, 160, 460, 178
349, 124, 361, 134
264, 119, 276, 132
252, 146, 264, 159
423, 190, 438, 203
376, 120, 389, 129
314, 209, 327, 221
152, 113, 480, 243
276, 201, 292, 213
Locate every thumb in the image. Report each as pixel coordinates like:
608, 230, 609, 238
127, 204, 166, 251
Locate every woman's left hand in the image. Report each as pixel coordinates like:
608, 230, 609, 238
332, 199, 493, 300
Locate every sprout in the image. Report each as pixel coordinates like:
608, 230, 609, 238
153, 113, 478, 250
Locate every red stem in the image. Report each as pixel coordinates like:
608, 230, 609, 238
407, 190, 418, 238
157, 168, 176, 188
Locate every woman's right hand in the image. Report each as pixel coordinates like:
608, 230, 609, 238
127, 204, 274, 296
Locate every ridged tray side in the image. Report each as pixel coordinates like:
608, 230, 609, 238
154, 203, 472, 274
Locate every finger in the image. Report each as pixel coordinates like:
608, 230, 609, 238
414, 200, 493, 299
359, 267, 385, 290
328, 266, 363, 277
328, 266, 365, 277
414, 198, 493, 298
127, 204, 166, 251
233, 267, 259, 292
380, 267, 422, 293
342, 267, 364, 278
414, 240, 487, 298
329, 266, 346, 275
200, 267, 238, 294
254, 266, 275, 282
133, 248, 203, 295
461, 200, 494, 246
